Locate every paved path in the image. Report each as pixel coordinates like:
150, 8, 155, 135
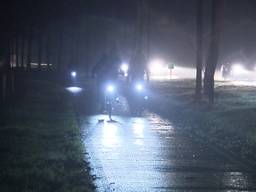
81, 113, 256, 192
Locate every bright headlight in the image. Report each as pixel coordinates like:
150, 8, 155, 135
71, 71, 77, 78
106, 84, 115, 93
135, 83, 143, 91
232, 64, 246, 75
121, 63, 129, 72
149, 59, 165, 73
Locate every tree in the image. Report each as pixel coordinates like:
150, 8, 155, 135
27, 30, 32, 69
10, 39, 15, 68
20, 34, 25, 68
131, 0, 149, 82
57, 32, 63, 72
46, 33, 51, 70
37, 35, 42, 70
15, 37, 20, 68
203, 0, 221, 105
195, 0, 203, 101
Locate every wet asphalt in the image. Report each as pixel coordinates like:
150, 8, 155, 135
72, 82, 256, 192
81, 112, 256, 192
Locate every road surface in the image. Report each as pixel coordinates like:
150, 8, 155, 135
81, 113, 256, 192
68, 80, 256, 192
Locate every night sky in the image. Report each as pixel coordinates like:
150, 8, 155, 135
1, 0, 256, 68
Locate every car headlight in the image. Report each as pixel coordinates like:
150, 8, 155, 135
106, 84, 115, 93
71, 71, 77, 78
121, 63, 129, 72
135, 83, 144, 91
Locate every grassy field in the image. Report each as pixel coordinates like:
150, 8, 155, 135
150, 80, 256, 168
0, 79, 94, 192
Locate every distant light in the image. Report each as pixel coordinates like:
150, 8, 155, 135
136, 83, 143, 91
149, 59, 165, 73
144, 96, 148, 100
66, 86, 82, 94
150, 66, 196, 80
121, 63, 129, 72
31, 63, 53, 67
232, 64, 246, 75
71, 71, 77, 78
107, 84, 115, 93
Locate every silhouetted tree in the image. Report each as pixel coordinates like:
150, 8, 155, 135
15, 37, 20, 68
38, 35, 42, 70
20, 35, 25, 68
27, 30, 32, 69
195, 0, 203, 101
57, 32, 63, 71
204, 0, 221, 105
46, 34, 51, 69
131, 0, 149, 82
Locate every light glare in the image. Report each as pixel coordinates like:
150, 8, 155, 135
121, 63, 129, 72
232, 64, 246, 75
107, 85, 115, 92
149, 59, 165, 73
136, 83, 143, 91
66, 86, 82, 94
71, 71, 77, 78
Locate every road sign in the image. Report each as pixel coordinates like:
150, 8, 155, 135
168, 63, 174, 69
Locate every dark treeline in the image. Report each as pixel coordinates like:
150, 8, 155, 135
1, 0, 256, 105
0, 0, 225, 105
0, 0, 146, 102
0, 0, 200, 74
0, 0, 141, 73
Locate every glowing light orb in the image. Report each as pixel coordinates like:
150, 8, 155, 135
121, 63, 129, 72
71, 71, 77, 78
136, 83, 143, 91
107, 85, 115, 93
232, 64, 246, 75
149, 59, 165, 73
66, 87, 82, 94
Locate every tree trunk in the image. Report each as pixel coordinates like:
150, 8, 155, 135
143, 0, 150, 82
12, 39, 16, 68
38, 35, 42, 70
21, 35, 25, 69
2, 74, 7, 102
76, 25, 83, 74
134, 0, 149, 82
15, 37, 20, 68
11, 72, 15, 93
3, 40, 11, 70
10, 39, 14, 68
136, 0, 146, 52
46, 34, 51, 70
74, 32, 80, 71
27, 33, 32, 69
57, 32, 63, 71
195, 0, 203, 101
203, 0, 220, 105
1, 39, 11, 102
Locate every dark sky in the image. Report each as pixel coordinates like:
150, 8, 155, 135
2, 0, 256, 32
2, 0, 256, 68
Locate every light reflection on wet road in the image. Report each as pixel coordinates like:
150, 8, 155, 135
82, 113, 256, 192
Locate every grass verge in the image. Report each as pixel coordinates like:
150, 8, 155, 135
150, 80, 256, 169
0, 79, 95, 192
